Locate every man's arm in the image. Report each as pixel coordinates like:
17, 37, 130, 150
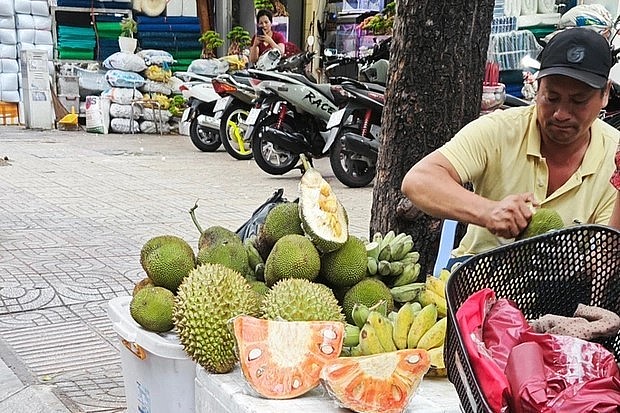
401, 150, 536, 239
609, 194, 620, 230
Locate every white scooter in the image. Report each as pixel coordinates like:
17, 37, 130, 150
177, 71, 222, 152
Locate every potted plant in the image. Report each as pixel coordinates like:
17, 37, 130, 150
226, 26, 251, 56
253, 0, 288, 16
119, 16, 138, 53
199, 30, 224, 59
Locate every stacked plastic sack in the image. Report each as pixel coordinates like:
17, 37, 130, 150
135, 49, 177, 134
0, 1, 20, 103
101, 51, 146, 133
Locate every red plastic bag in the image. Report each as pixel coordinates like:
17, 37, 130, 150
455, 288, 511, 412
456, 288, 620, 412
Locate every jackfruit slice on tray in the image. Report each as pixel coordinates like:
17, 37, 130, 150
298, 155, 349, 253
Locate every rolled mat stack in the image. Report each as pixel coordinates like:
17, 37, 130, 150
136, 16, 201, 71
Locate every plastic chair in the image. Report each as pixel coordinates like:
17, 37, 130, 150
432, 219, 458, 277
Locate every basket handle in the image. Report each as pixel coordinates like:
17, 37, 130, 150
121, 339, 147, 360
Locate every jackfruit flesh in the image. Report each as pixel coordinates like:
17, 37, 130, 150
299, 168, 348, 253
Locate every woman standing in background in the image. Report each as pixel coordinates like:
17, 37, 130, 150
249, 9, 285, 64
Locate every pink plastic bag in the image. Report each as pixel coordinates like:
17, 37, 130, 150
456, 288, 620, 412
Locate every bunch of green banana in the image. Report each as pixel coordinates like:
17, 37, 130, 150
365, 231, 421, 286
347, 301, 447, 357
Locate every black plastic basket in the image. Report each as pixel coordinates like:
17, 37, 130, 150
444, 225, 620, 413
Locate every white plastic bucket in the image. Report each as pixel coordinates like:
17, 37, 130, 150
107, 296, 196, 413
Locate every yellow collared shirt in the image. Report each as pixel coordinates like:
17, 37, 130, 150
439, 105, 619, 257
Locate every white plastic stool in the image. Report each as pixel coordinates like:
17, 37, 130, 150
432, 219, 458, 277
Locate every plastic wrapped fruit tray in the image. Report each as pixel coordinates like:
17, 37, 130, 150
444, 224, 620, 413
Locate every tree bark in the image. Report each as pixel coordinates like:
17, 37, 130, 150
197, 0, 215, 33
370, 0, 495, 276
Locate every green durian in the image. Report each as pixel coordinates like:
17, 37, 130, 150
173, 263, 260, 374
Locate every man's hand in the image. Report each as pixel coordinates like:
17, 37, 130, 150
484, 193, 538, 239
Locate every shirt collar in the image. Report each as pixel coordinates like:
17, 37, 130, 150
528, 108, 602, 177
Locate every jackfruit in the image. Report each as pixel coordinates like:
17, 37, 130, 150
174, 263, 260, 374
298, 155, 348, 253
261, 278, 346, 322
256, 202, 304, 259
320, 235, 368, 287
342, 278, 394, 324
140, 235, 196, 293
264, 234, 321, 286
197, 240, 253, 279
130, 286, 175, 332
518, 208, 564, 240
133, 277, 155, 296
189, 200, 242, 250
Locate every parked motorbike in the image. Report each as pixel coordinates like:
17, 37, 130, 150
211, 72, 257, 160
325, 78, 386, 187
177, 70, 222, 152
245, 52, 356, 177
211, 51, 316, 161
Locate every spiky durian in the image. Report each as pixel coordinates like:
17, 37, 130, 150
261, 278, 346, 323
173, 263, 260, 373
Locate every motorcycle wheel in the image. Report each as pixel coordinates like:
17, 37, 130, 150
220, 101, 253, 160
251, 114, 299, 175
189, 115, 222, 152
329, 127, 376, 188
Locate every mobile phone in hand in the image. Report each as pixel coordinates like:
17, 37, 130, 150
257, 27, 264, 36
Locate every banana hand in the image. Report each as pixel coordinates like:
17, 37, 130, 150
392, 302, 416, 350
351, 303, 370, 329
367, 310, 396, 352
390, 282, 425, 303
359, 323, 385, 355
407, 303, 437, 349
417, 317, 447, 350
418, 289, 447, 318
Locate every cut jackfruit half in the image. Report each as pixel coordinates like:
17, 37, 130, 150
298, 155, 348, 253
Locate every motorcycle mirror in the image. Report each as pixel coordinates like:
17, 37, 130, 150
307, 36, 315, 47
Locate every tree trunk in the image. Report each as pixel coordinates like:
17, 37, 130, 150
197, 0, 215, 33
370, 0, 495, 277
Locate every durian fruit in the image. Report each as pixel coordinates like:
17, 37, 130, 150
298, 155, 349, 253
518, 208, 564, 240
263, 234, 321, 286
174, 263, 261, 374
320, 235, 368, 287
140, 235, 196, 293
130, 286, 175, 332
197, 240, 253, 279
261, 278, 346, 323
256, 202, 304, 259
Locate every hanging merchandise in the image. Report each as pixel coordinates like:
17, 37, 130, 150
140, 0, 167, 17
504, 0, 522, 17
537, 0, 555, 14
520, 0, 537, 15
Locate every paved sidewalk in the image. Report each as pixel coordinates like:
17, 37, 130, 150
0, 126, 373, 412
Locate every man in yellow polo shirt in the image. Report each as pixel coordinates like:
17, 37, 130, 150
401, 28, 619, 260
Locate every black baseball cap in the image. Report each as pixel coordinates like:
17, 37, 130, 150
537, 28, 612, 89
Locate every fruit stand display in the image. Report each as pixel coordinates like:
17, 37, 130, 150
110, 155, 462, 413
